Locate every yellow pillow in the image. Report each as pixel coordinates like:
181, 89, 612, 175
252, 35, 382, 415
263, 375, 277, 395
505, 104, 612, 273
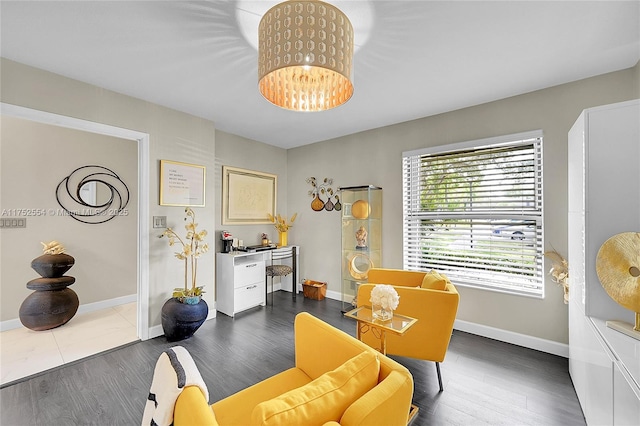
421, 270, 448, 290
251, 351, 380, 426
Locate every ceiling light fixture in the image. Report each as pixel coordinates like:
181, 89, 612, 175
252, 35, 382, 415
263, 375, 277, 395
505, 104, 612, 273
258, 0, 354, 112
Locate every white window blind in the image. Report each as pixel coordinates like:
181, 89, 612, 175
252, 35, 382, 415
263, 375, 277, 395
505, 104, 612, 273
402, 133, 544, 297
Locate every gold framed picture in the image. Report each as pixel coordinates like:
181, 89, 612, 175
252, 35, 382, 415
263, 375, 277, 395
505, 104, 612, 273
159, 160, 206, 206
222, 166, 276, 224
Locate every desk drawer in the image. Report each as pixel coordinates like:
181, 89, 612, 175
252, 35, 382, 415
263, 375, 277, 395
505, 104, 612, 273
234, 261, 264, 288
235, 281, 265, 312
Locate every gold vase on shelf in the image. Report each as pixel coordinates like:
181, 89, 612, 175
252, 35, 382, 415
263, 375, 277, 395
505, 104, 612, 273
268, 212, 296, 247
278, 231, 288, 247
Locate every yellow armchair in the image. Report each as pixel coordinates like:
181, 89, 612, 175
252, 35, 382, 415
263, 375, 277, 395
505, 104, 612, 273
357, 268, 459, 391
162, 312, 414, 425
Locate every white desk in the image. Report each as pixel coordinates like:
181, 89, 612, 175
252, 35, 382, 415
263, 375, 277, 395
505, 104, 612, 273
216, 246, 299, 317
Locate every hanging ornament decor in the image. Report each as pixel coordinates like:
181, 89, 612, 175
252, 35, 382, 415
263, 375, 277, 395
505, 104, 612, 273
334, 195, 342, 211
311, 193, 325, 211
306, 177, 338, 212
324, 188, 335, 211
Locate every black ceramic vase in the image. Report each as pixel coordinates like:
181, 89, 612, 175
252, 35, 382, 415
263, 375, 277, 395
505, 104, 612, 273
161, 298, 208, 342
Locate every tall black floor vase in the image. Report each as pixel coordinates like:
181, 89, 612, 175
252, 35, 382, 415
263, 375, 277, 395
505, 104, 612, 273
161, 298, 208, 342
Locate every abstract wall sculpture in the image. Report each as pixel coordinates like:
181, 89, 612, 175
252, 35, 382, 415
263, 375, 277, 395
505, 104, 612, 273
56, 165, 129, 224
306, 177, 341, 212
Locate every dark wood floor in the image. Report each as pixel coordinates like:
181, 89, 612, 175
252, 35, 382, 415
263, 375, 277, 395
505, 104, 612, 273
1, 292, 586, 425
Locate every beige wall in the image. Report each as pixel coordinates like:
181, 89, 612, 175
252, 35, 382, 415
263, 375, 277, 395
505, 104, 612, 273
2, 55, 637, 345
0, 58, 216, 330
214, 130, 289, 251
0, 116, 137, 321
287, 63, 639, 345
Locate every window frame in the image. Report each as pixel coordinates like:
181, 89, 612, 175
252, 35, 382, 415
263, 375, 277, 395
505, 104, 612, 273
402, 130, 545, 298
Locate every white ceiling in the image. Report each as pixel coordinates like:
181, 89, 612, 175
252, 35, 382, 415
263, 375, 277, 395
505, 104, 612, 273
1, 1, 638, 149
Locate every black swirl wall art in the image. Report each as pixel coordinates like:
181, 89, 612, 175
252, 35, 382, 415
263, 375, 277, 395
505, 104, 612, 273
55, 165, 130, 224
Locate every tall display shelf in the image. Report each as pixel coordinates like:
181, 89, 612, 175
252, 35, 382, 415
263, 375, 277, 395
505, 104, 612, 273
339, 185, 382, 312
567, 99, 640, 425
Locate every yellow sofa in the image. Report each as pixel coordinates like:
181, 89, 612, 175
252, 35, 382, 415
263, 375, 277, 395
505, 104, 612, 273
172, 312, 414, 425
357, 268, 459, 391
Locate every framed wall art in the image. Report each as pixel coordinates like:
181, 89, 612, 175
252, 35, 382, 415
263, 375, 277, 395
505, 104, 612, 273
222, 166, 276, 225
159, 160, 206, 207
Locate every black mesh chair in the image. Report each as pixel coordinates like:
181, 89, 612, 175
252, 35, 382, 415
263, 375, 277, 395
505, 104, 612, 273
265, 246, 297, 305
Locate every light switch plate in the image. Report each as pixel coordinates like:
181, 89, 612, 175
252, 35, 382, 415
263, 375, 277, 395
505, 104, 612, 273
153, 216, 167, 228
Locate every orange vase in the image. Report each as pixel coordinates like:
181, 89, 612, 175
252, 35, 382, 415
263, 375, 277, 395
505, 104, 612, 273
311, 194, 324, 211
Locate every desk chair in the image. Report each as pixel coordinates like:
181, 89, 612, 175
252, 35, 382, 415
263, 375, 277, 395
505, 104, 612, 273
265, 246, 297, 305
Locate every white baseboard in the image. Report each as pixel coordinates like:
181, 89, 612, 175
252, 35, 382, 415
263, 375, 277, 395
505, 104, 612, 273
323, 291, 568, 357
267, 283, 282, 292
326, 289, 342, 301
76, 294, 137, 315
0, 318, 22, 332
454, 318, 569, 358
148, 324, 164, 339
24, 293, 566, 357
1, 294, 137, 332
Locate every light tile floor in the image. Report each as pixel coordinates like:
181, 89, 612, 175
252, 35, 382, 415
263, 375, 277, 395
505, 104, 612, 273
0, 302, 137, 386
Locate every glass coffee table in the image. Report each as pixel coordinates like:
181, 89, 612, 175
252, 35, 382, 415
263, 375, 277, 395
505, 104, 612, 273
344, 306, 418, 355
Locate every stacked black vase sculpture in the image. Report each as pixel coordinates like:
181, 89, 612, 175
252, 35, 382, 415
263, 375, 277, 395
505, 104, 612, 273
19, 242, 79, 331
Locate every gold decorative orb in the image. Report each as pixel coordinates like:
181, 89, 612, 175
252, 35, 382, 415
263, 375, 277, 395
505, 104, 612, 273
596, 232, 640, 329
352, 200, 370, 219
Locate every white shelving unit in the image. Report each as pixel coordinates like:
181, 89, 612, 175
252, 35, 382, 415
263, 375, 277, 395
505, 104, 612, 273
339, 185, 382, 312
567, 99, 640, 425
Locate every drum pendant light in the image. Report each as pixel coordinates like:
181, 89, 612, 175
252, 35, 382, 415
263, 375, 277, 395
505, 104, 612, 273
258, 0, 354, 112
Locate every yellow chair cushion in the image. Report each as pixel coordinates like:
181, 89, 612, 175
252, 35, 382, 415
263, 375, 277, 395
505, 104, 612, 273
250, 351, 380, 426
420, 270, 448, 290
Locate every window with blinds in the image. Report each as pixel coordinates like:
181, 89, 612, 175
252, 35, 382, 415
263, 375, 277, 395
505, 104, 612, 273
402, 132, 544, 297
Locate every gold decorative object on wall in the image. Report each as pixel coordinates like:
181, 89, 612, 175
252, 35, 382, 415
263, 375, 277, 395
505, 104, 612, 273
596, 232, 640, 340
306, 177, 340, 212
